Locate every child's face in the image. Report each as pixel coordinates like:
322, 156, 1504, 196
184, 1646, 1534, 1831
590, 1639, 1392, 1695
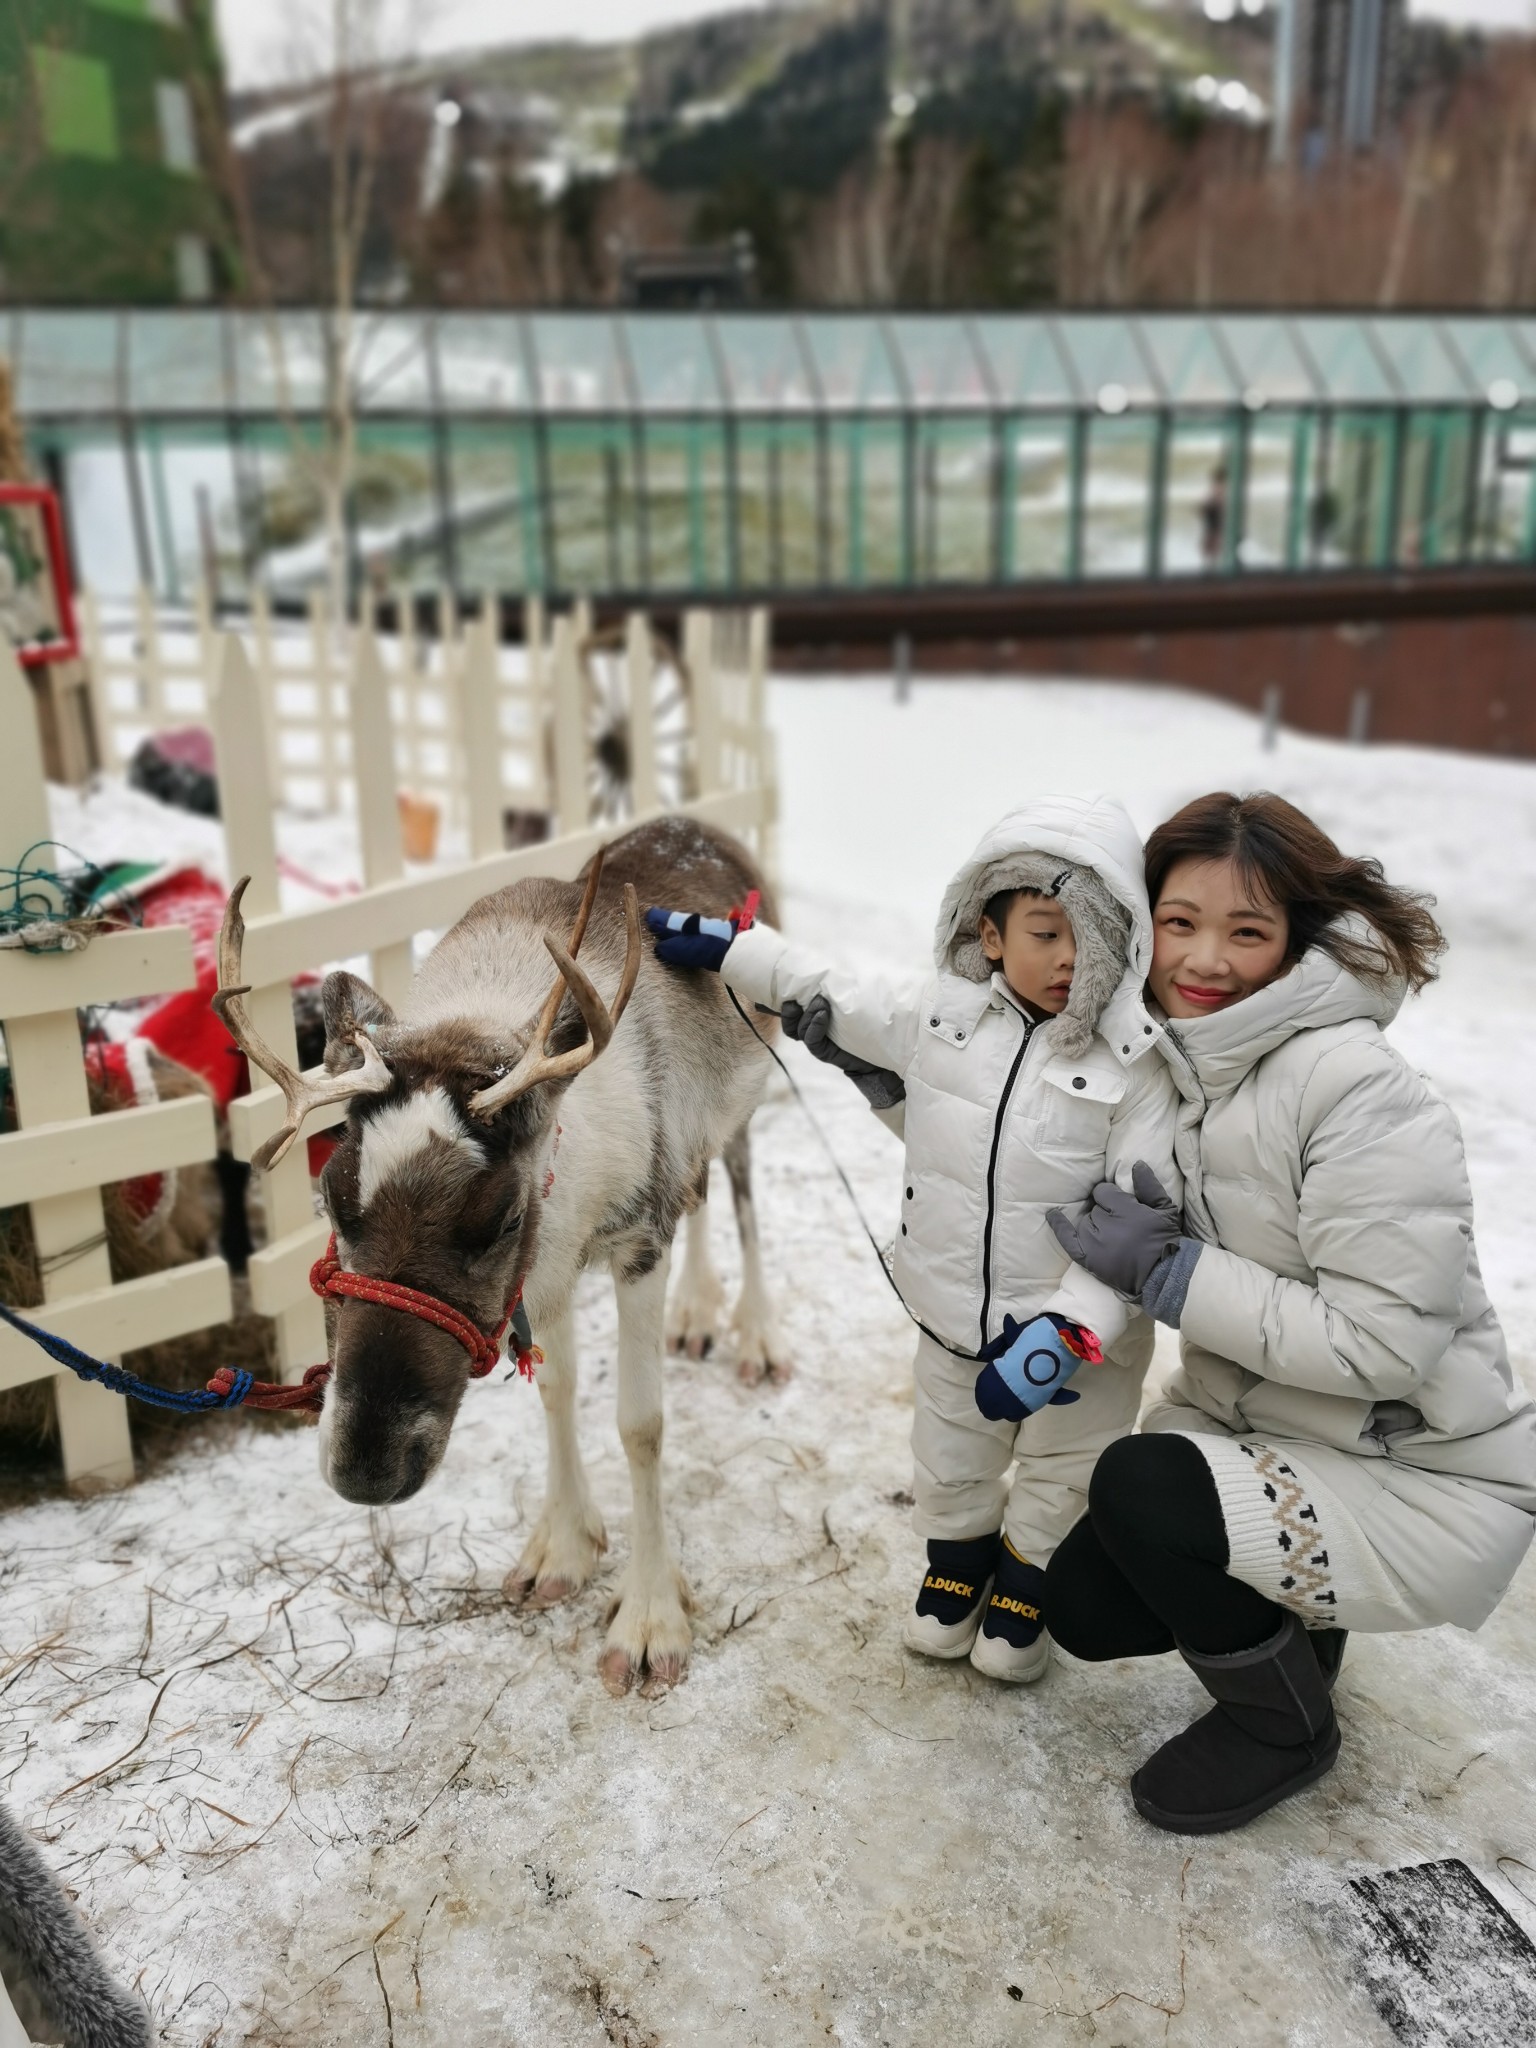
979, 894, 1076, 1018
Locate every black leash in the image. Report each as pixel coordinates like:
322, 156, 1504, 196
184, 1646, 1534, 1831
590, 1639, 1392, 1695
725, 985, 981, 1364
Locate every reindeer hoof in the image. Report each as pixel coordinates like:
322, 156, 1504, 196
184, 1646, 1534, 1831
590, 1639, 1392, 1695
522, 1575, 582, 1609
599, 1571, 693, 1697
597, 1641, 691, 1699
735, 1329, 795, 1388
598, 1645, 638, 1696
667, 1272, 726, 1361
639, 1650, 689, 1698
505, 1508, 607, 1609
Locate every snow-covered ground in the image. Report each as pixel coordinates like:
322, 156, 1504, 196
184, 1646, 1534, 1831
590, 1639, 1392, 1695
7, 676, 1536, 2045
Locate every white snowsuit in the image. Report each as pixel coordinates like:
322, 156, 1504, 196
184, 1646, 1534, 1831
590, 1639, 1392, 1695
723, 795, 1180, 1560
0, 1975, 26, 2048
1144, 927, 1536, 1631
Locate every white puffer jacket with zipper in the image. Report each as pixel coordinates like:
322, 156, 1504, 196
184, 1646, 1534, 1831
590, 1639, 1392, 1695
721, 795, 1180, 1360
1147, 929, 1536, 1626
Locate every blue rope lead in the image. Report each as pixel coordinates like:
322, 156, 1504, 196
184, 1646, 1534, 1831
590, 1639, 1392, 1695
0, 1302, 254, 1412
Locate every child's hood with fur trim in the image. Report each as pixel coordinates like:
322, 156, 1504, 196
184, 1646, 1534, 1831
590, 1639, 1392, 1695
932, 793, 1152, 1057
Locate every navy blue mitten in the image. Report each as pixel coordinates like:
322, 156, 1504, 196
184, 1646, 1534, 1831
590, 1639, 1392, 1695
645, 889, 760, 971
974, 1314, 1101, 1423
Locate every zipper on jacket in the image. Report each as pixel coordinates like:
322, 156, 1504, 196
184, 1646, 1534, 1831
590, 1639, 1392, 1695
977, 1013, 1034, 1351
1162, 1024, 1208, 1116
1161, 1022, 1210, 1233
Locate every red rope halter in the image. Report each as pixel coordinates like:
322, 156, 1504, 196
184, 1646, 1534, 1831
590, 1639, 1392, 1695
205, 1360, 335, 1413
307, 1236, 521, 1376
205, 1129, 559, 1415
303, 1236, 540, 1393
202, 1247, 538, 1415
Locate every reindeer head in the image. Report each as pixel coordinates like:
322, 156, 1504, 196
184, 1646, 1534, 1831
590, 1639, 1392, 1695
215, 861, 640, 1506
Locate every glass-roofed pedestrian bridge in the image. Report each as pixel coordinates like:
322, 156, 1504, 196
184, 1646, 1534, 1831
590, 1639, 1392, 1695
9, 307, 1536, 605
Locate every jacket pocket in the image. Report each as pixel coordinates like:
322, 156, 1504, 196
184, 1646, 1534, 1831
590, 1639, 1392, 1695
1028, 1055, 1126, 1170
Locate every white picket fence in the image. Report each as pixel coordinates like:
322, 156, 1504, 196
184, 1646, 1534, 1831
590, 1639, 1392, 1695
0, 639, 225, 1490
78, 585, 556, 833
0, 600, 776, 1486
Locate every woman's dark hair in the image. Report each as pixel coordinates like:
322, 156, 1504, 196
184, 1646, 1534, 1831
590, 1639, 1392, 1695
1144, 791, 1445, 993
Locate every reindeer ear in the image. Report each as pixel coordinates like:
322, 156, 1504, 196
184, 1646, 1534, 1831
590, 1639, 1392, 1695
321, 971, 397, 1072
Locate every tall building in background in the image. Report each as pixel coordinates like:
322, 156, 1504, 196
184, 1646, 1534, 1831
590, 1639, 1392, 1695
1270, 0, 1406, 165
0, 0, 230, 303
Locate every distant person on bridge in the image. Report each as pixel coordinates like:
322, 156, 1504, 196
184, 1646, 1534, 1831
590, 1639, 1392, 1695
1198, 462, 1228, 569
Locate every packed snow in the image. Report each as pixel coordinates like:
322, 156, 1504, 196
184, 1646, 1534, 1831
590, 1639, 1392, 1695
4, 674, 1535, 2046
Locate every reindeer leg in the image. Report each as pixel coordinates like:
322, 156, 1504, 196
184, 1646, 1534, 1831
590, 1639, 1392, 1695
505, 1301, 607, 1608
600, 1247, 692, 1698
725, 1123, 793, 1387
666, 1168, 726, 1359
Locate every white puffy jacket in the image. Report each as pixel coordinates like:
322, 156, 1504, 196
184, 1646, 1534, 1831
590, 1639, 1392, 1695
1148, 932, 1536, 1624
722, 795, 1181, 1360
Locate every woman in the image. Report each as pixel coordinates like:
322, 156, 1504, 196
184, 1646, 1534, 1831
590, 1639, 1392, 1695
1044, 791, 1536, 1836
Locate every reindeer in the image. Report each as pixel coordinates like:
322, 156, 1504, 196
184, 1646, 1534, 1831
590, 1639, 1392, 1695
216, 817, 786, 1694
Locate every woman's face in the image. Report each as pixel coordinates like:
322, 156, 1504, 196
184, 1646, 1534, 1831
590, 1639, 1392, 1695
1150, 856, 1291, 1020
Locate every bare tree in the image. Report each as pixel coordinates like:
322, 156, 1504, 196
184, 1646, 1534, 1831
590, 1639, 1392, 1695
1479, 48, 1536, 306
1057, 101, 1182, 305
0, 362, 29, 484
194, 0, 430, 634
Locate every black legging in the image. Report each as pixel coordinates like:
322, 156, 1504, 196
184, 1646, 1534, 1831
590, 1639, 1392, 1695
1045, 1433, 1287, 1659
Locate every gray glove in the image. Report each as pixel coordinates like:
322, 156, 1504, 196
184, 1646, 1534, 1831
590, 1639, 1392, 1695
1048, 1161, 1194, 1307
781, 994, 906, 1112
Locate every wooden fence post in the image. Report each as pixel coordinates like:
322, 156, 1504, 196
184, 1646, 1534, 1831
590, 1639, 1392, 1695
626, 613, 659, 817
522, 598, 548, 817
551, 616, 588, 837
193, 581, 217, 674
524, 595, 545, 692
135, 585, 168, 732
460, 611, 506, 860
210, 632, 327, 1375
77, 589, 121, 775
0, 641, 135, 1488
247, 586, 284, 798
748, 606, 778, 876
307, 591, 345, 813
685, 610, 721, 799
348, 631, 413, 1011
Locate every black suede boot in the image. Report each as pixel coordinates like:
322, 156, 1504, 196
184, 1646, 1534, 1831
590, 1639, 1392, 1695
1132, 1614, 1340, 1835
1310, 1626, 1348, 1691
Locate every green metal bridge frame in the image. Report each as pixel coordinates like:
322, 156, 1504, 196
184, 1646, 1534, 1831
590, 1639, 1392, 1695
8, 307, 1536, 605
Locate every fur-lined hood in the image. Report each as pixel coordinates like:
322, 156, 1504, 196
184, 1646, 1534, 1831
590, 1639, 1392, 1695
932, 794, 1157, 1060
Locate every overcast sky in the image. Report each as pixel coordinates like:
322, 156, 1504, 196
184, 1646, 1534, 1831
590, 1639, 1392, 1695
215, 0, 791, 90
215, 0, 1528, 91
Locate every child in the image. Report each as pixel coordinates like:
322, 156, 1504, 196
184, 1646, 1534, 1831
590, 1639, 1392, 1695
646, 795, 1180, 1684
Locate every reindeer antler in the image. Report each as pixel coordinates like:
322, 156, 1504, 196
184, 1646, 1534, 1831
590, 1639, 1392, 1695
468, 852, 642, 1121
213, 876, 393, 1171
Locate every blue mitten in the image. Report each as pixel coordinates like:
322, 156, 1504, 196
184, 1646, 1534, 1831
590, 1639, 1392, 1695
974, 1314, 1100, 1423
645, 892, 758, 971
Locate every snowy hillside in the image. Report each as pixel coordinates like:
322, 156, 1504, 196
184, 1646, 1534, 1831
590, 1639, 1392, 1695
9, 674, 1535, 2046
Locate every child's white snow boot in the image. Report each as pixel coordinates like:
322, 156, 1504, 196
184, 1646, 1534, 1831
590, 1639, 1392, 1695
903, 1533, 997, 1659
969, 1538, 1051, 1683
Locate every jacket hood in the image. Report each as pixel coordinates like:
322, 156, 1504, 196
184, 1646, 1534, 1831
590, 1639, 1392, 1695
1161, 915, 1407, 1097
933, 794, 1162, 1062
